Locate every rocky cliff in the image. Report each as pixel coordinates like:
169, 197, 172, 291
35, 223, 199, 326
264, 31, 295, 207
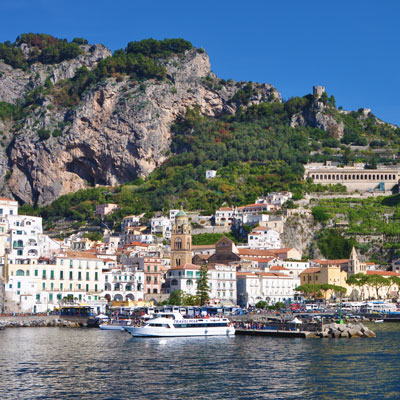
0, 38, 280, 205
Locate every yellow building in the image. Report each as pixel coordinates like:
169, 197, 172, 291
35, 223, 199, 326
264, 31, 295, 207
299, 266, 350, 300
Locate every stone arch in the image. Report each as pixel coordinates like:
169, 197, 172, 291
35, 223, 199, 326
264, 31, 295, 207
104, 283, 111, 291
114, 294, 123, 301
174, 238, 182, 249
104, 294, 111, 302
16, 269, 24, 276
126, 294, 135, 301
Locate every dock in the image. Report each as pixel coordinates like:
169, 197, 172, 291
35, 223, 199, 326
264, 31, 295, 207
235, 329, 315, 338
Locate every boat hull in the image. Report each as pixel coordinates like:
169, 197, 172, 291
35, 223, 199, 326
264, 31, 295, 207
99, 324, 125, 331
124, 326, 235, 337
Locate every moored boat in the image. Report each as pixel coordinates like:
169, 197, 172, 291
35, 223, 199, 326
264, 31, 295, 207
124, 312, 235, 337
99, 319, 133, 331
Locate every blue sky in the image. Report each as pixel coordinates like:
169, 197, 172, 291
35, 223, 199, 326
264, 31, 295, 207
1, 0, 399, 125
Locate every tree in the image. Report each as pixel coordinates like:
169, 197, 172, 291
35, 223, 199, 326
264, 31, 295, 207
367, 274, 390, 299
295, 284, 322, 300
255, 301, 267, 309
168, 290, 185, 305
390, 276, 400, 299
196, 264, 210, 306
346, 273, 369, 300
312, 206, 330, 222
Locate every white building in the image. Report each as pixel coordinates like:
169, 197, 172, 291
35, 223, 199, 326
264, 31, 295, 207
121, 215, 142, 231
206, 170, 217, 179
256, 192, 292, 206
166, 264, 200, 296
0, 197, 18, 217
215, 207, 235, 226
237, 271, 300, 307
102, 266, 144, 302
208, 264, 236, 305
95, 203, 118, 218
248, 226, 281, 249
150, 216, 172, 239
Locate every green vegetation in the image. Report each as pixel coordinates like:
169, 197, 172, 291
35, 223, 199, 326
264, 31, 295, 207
347, 273, 400, 300
166, 289, 200, 306
317, 229, 357, 259
83, 231, 104, 241
295, 283, 347, 299
192, 233, 238, 245
314, 195, 400, 236
50, 38, 193, 108
0, 102, 19, 121
0, 33, 83, 70
196, 264, 210, 305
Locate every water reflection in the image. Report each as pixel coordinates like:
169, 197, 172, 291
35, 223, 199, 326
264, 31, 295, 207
0, 325, 399, 399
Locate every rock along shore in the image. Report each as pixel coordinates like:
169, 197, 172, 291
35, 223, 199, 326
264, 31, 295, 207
316, 322, 376, 338
0, 316, 80, 328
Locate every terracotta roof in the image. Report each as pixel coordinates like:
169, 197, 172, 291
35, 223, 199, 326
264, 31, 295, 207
256, 272, 291, 278
236, 272, 257, 277
61, 251, 101, 260
124, 242, 148, 247
0, 197, 17, 202
301, 267, 321, 274
238, 249, 277, 257
240, 257, 275, 263
367, 270, 400, 277
217, 207, 233, 211
270, 266, 289, 271
274, 248, 298, 253
312, 259, 349, 265
170, 263, 201, 270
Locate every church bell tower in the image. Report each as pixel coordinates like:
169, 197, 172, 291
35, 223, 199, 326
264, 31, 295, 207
170, 209, 192, 268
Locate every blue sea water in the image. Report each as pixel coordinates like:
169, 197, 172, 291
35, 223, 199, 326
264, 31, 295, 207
0, 323, 399, 399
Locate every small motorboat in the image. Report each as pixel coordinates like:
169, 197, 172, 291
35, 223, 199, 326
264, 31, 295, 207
374, 319, 384, 323
99, 319, 133, 331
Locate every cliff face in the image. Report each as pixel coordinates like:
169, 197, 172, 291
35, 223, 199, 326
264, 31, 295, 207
0, 44, 279, 205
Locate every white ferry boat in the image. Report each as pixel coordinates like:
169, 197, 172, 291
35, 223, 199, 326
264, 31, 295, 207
124, 312, 235, 337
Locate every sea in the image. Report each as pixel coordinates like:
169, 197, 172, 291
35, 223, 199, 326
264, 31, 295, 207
0, 323, 399, 400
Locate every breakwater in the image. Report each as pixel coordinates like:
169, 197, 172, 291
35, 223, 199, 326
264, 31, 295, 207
0, 315, 80, 328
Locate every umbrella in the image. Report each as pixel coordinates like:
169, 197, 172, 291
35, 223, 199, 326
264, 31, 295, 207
290, 317, 303, 324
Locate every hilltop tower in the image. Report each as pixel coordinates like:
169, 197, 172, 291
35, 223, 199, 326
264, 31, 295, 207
170, 208, 192, 268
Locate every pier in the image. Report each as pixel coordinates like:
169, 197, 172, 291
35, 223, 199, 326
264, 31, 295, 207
235, 329, 314, 338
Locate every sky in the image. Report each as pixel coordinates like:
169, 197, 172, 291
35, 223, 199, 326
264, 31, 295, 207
1, 0, 399, 125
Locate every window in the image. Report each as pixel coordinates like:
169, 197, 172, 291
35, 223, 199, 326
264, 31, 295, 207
17, 281, 21, 289
51, 283, 54, 290
60, 283, 63, 290
42, 283, 45, 290
154, 277, 158, 284
187, 271, 193, 277
95, 272, 98, 281
16, 269, 24, 276
86, 272, 89, 281
154, 266, 157, 272
78, 272, 82, 280
69, 271, 73, 280
0, 208, 2, 215
70, 260, 73, 268
78, 284, 81, 290
86, 284, 89, 292
147, 266, 151, 272
36, 294, 40, 301
146, 276, 151, 283
50, 270, 54, 279
35, 270, 38, 277
95, 284, 98, 292
60, 259, 64, 266
17, 250, 23, 256
69, 283, 72, 290
60, 271, 64, 280
42, 270, 46, 279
